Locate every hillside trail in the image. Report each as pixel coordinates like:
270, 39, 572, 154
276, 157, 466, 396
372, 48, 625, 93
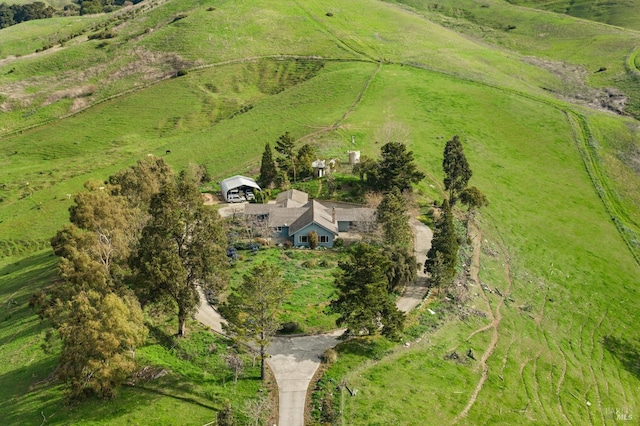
196, 203, 433, 426
452, 221, 512, 424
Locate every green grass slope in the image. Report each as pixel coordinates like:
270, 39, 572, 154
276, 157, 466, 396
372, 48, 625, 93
1, 0, 639, 424
509, 0, 640, 31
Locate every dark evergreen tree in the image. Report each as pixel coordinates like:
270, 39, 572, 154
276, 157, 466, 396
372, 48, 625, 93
443, 135, 472, 205
424, 199, 458, 293
375, 142, 425, 192
296, 143, 316, 179
330, 243, 405, 339
274, 132, 297, 182
258, 142, 278, 189
385, 245, 418, 294
376, 187, 412, 247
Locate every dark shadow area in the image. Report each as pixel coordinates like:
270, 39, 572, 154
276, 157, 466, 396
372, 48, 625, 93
603, 335, 640, 379
335, 336, 394, 360
0, 249, 57, 300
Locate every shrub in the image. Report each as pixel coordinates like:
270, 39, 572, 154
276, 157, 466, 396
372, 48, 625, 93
301, 259, 318, 268
308, 231, 318, 249
332, 238, 344, 248
322, 348, 337, 363
176, 69, 188, 77
325, 12, 333, 17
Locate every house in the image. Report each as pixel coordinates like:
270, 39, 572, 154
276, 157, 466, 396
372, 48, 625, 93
244, 190, 376, 248
220, 175, 261, 203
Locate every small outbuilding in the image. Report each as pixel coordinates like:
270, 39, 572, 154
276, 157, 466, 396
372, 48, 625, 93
220, 175, 261, 203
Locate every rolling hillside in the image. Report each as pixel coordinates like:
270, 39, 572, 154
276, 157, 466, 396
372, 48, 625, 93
1, 0, 639, 424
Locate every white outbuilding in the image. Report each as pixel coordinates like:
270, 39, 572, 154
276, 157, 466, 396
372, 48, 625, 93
220, 175, 261, 203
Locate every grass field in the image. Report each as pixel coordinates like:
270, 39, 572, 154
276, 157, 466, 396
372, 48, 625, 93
508, 0, 640, 31
1, 0, 640, 424
228, 248, 340, 334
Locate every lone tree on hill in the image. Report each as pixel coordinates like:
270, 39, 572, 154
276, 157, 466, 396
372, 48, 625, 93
424, 199, 458, 294
258, 142, 278, 189
220, 262, 291, 380
331, 243, 405, 340
443, 135, 472, 205
274, 132, 297, 183
375, 142, 425, 192
133, 171, 228, 336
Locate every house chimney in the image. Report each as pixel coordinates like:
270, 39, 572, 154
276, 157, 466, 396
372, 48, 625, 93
332, 207, 336, 223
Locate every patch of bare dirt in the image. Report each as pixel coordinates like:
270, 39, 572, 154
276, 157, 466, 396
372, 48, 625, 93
524, 56, 628, 115
202, 193, 221, 205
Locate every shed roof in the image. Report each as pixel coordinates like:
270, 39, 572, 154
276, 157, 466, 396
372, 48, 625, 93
220, 175, 261, 194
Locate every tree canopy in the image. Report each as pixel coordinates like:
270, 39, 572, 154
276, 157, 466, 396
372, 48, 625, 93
219, 262, 291, 380
424, 199, 458, 293
375, 142, 425, 192
132, 171, 228, 336
376, 187, 412, 248
274, 132, 297, 183
443, 135, 472, 205
258, 142, 278, 189
331, 243, 404, 339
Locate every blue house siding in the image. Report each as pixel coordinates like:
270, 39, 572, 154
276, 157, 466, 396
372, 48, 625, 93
290, 223, 335, 248
272, 226, 290, 238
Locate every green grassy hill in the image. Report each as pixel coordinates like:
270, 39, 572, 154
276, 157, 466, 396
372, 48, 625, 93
1, 0, 639, 424
508, 0, 640, 31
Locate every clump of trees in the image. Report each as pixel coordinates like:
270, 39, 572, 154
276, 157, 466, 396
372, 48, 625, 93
353, 142, 425, 192
258, 132, 318, 189
425, 135, 488, 298
330, 243, 405, 340
33, 157, 225, 400
0, 2, 55, 29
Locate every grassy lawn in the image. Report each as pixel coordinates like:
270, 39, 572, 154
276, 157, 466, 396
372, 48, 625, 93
229, 248, 340, 334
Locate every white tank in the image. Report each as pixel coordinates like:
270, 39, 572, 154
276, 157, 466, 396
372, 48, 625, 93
348, 150, 360, 165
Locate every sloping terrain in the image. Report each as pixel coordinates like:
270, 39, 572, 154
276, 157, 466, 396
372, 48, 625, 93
0, 0, 639, 424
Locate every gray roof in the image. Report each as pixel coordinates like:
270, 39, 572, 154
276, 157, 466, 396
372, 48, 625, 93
288, 200, 338, 236
244, 191, 374, 231
276, 189, 308, 207
220, 175, 261, 194
334, 207, 376, 222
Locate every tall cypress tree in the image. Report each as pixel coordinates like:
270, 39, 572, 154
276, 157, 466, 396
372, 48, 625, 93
424, 199, 458, 293
274, 132, 297, 182
258, 142, 278, 189
443, 135, 472, 205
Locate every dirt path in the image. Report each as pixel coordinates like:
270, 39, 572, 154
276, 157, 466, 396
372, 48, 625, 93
396, 218, 432, 312
452, 222, 511, 424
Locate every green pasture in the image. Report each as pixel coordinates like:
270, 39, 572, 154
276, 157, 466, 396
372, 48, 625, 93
509, 0, 640, 30
0, 0, 639, 424
320, 64, 640, 424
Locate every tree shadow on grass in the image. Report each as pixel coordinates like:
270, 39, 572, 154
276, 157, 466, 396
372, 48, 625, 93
602, 335, 640, 379
335, 336, 394, 361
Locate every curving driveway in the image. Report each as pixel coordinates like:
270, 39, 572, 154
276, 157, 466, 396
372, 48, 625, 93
197, 204, 433, 426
